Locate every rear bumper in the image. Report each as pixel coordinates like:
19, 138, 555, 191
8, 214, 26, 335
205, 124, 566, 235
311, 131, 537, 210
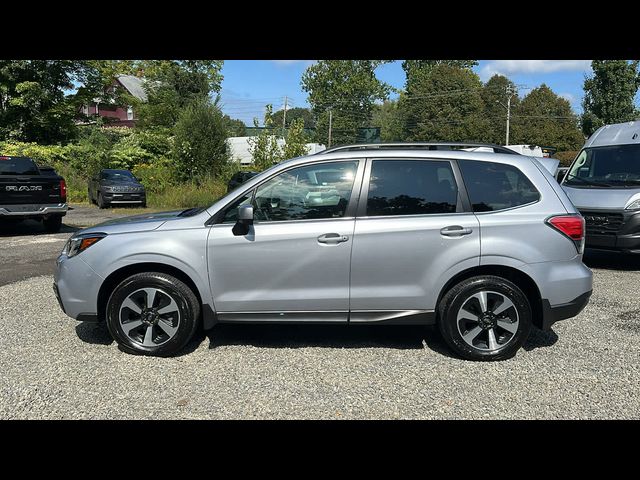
541, 290, 592, 331
0, 203, 67, 217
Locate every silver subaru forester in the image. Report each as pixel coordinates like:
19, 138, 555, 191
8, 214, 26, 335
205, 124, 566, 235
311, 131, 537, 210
54, 146, 593, 361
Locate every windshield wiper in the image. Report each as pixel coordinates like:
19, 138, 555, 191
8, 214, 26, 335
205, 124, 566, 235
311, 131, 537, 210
564, 174, 612, 187
178, 207, 205, 217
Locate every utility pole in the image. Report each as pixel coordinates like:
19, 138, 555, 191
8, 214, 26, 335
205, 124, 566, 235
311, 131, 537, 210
328, 110, 333, 148
497, 86, 517, 146
282, 96, 288, 137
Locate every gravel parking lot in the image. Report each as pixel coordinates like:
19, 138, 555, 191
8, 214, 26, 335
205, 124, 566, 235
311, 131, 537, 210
0, 206, 639, 419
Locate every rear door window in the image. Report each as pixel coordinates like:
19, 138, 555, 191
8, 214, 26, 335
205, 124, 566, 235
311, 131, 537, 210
366, 160, 458, 216
459, 160, 540, 212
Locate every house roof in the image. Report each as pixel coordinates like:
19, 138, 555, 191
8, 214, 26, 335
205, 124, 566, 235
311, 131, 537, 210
116, 75, 148, 102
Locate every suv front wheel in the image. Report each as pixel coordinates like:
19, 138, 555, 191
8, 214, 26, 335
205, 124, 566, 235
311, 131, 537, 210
105, 272, 201, 356
438, 275, 532, 361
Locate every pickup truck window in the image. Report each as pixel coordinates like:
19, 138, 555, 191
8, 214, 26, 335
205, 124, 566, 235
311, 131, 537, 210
0, 156, 39, 175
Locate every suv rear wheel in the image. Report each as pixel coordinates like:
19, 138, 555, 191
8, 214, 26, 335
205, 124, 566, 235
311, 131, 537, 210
438, 275, 532, 361
105, 272, 201, 356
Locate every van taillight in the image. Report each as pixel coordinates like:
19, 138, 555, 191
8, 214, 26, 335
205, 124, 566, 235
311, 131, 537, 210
546, 215, 585, 253
60, 179, 67, 203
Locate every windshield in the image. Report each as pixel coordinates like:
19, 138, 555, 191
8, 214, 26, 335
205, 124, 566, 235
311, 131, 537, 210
102, 170, 136, 181
564, 144, 640, 188
0, 156, 39, 175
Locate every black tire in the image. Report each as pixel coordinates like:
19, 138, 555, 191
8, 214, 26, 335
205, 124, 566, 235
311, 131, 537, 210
43, 215, 63, 233
105, 272, 200, 357
97, 192, 107, 209
437, 275, 532, 361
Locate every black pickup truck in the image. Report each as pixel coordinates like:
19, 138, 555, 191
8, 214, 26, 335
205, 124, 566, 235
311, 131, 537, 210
0, 155, 67, 232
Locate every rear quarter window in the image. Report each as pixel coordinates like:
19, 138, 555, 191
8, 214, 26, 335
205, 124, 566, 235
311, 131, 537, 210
459, 160, 540, 212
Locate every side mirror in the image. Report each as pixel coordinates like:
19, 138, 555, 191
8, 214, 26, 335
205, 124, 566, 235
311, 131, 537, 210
232, 205, 254, 236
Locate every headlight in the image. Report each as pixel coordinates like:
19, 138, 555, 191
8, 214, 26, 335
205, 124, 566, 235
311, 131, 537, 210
62, 233, 107, 258
625, 199, 640, 210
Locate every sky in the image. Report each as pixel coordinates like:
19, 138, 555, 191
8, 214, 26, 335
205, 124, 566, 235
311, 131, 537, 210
218, 60, 621, 126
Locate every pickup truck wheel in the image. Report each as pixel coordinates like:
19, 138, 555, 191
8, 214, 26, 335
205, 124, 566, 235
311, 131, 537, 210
438, 275, 532, 361
43, 215, 63, 233
97, 192, 107, 209
105, 272, 201, 357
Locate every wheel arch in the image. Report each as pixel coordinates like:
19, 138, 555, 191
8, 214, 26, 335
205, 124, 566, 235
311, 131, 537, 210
436, 264, 544, 329
97, 262, 216, 329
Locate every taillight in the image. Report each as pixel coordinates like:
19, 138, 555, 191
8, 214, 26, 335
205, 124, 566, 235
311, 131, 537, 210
546, 214, 585, 253
60, 179, 67, 203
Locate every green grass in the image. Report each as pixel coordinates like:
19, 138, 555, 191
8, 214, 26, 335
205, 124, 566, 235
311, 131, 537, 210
71, 177, 229, 213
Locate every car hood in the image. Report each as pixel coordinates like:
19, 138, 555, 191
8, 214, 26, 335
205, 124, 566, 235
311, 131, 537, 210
562, 185, 640, 210
81, 210, 187, 235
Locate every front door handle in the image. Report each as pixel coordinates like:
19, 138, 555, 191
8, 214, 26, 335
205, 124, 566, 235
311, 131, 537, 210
440, 225, 473, 237
317, 233, 349, 244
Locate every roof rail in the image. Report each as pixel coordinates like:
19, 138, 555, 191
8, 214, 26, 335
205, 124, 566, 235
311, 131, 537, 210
317, 142, 519, 155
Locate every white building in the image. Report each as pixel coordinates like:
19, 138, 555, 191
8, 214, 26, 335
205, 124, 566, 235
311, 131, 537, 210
227, 136, 326, 166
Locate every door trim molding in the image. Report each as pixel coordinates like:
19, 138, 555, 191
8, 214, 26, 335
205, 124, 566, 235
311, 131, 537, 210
215, 309, 435, 325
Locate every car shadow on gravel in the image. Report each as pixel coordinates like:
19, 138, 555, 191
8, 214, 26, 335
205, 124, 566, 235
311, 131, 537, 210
0, 219, 80, 237
75, 322, 114, 346
583, 249, 640, 271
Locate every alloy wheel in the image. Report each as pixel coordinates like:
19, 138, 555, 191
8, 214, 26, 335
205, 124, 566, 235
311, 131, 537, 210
118, 288, 181, 347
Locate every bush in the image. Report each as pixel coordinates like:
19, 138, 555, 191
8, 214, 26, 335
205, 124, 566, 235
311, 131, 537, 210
132, 157, 176, 193
148, 176, 227, 209
172, 101, 230, 181
554, 150, 579, 166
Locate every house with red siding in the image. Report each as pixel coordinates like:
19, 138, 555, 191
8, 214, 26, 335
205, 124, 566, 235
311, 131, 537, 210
79, 75, 148, 128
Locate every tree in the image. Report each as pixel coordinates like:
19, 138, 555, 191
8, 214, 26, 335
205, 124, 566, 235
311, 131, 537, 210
581, 60, 640, 136
222, 114, 246, 136
171, 99, 230, 180
301, 60, 390, 145
0, 60, 94, 143
269, 107, 315, 130
371, 99, 405, 141
398, 64, 489, 142
511, 84, 584, 151
402, 60, 478, 87
136, 60, 224, 129
248, 106, 310, 171
480, 74, 520, 144
248, 105, 281, 171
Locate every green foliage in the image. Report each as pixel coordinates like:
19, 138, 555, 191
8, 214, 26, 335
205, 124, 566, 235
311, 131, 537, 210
511, 84, 584, 151
301, 60, 390, 145
146, 176, 228, 209
248, 106, 310, 171
554, 150, 579, 166
399, 64, 489, 142
248, 105, 282, 171
371, 99, 404, 141
171, 100, 230, 181
581, 60, 640, 136
402, 60, 478, 87
222, 114, 246, 136
480, 74, 520, 144
282, 118, 309, 159
0, 60, 93, 144
270, 107, 316, 129
136, 60, 224, 129
132, 157, 176, 193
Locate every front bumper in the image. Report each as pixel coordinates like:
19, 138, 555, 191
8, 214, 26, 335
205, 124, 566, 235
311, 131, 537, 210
541, 290, 592, 331
54, 253, 103, 321
580, 208, 640, 253
0, 203, 67, 217
102, 192, 146, 205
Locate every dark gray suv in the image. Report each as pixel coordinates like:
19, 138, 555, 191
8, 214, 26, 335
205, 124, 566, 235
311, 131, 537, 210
88, 169, 146, 209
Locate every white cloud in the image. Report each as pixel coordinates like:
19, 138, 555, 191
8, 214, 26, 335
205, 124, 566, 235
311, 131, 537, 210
560, 92, 575, 103
271, 60, 315, 67
480, 60, 591, 81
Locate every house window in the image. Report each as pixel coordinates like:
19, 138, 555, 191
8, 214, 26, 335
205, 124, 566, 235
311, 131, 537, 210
127, 106, 134, 120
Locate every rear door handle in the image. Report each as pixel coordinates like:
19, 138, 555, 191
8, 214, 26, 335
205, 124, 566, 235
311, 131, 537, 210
440, 225, 473, 237
317, 233, 349, 244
